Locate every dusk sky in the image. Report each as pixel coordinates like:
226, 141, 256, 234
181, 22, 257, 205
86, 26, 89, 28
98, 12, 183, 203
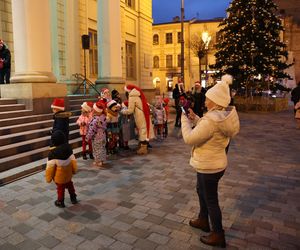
152, 0, 232, 24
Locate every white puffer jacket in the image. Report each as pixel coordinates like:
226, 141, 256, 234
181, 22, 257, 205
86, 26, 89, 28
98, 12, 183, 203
122, 88, 154, 141
181, 106, 240, 173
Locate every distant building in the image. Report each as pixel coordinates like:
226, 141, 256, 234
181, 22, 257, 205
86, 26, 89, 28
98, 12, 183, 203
152, 18, 222, 94
275, 0, 300, 87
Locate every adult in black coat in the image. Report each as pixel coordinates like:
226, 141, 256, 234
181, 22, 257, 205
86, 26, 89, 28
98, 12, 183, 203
0, 39, 11, 84
291, 82, 300, 106
172, 82, 185, 127
191, 81, 206, 117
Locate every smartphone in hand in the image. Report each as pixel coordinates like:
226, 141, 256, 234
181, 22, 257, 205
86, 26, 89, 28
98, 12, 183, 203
181, 106, 189, 116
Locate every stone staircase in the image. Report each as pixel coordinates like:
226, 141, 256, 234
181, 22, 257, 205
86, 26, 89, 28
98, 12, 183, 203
0, 95, 98, 186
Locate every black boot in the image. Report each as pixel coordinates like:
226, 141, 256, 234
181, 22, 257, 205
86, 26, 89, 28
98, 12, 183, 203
200, 231, 226, 248
82, 152, 87, 160
70, 194, 78, 204
189, 217, 210, 232
54, 200, 65, 208
89, 152, 94, 159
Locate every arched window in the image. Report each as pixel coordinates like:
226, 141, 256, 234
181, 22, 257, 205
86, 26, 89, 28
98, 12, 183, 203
153, 56, 159, 68
153, 34, 159, 45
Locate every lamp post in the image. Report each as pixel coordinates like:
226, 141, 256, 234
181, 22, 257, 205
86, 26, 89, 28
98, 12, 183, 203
202, 32, 211, 86
180, 0, 185, 84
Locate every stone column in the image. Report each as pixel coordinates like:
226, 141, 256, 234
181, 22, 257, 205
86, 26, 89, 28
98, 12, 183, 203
0, 0, 67, 114
65, 0, 80, 80
96, 0, 124, 90
10, 0, 56, 83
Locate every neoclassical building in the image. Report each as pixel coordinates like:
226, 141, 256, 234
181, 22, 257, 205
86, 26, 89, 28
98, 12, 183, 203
0, 0, 153, 110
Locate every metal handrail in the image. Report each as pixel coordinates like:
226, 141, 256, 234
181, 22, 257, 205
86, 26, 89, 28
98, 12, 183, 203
72, 73, 100, 96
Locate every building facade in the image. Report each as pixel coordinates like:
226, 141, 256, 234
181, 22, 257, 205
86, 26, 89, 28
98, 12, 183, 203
152, 19, 221, 95
0, 0, 154, 109
153, 16, 299, 95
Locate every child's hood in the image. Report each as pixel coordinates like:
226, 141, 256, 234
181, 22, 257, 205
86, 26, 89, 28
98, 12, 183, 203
54, 111, 72, 118
48, 144, 73, 160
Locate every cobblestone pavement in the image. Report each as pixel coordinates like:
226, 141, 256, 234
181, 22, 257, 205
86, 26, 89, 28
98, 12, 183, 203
0, 110, 299, 250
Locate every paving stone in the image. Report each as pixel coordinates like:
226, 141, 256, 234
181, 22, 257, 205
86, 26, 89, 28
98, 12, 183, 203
16, 239, 41, 250
0, 111, 299, 249
114, 232, 138, 244
134, 239, 158, 250
12, 223, 33, 234
109, 240, 132, 250
147, 232, 170, 245
77, 228, 99, 241
38, 235, 61, 249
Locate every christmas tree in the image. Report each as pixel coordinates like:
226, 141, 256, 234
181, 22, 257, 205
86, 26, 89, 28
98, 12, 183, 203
212, 0, 291, 91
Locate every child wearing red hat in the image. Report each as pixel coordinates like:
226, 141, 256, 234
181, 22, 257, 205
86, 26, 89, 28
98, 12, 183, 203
50, 98, 71, 145
163, 97, 170, 138
76, 102, 94, 160
86, 101, 107, 167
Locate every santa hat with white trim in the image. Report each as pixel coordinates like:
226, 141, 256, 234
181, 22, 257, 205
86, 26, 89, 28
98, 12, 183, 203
81, 101, 93, 112
93, 100, 106, 113
51, 98, 65, 111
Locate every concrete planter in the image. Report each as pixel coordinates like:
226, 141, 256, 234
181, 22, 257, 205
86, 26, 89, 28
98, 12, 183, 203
234, 96, 289, 112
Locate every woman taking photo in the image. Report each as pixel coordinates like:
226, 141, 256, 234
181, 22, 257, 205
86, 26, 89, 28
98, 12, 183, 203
181, 74, 240, 248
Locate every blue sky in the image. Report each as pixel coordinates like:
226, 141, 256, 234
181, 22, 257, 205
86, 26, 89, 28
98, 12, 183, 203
152, 0, 232, 23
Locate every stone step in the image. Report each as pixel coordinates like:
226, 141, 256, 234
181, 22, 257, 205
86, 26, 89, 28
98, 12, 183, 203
0, 129, 80, 159
69, 97, 98, 105
0, 98, 18, 105
0, 104, 26, 112
0, 146, 82, 186
0, 115, 79, 136
68, 95, 98, 100
0, 110, 34, 120
0, 137, 82, 173
0, 122, 79, 146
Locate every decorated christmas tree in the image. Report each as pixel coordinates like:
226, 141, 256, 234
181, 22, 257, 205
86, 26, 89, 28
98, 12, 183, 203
212, 0, 291, 91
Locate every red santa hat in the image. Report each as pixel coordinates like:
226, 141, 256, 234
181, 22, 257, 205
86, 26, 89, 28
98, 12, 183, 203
107, 99, 119, 110
93, 100, 106, 113
163, 97, 170, 104
51, 98, 65, 111
81, 101, 93, 112
100, 88, 110, 98
124, 84, 151, 140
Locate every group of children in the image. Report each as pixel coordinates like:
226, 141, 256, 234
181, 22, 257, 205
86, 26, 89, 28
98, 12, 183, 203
45, 89, 170, 208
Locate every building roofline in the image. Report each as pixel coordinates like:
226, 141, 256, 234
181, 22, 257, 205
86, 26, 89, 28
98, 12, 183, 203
153, 17, 224, 26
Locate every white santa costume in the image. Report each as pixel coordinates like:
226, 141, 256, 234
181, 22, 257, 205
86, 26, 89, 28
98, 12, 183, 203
122, 84, 154, 154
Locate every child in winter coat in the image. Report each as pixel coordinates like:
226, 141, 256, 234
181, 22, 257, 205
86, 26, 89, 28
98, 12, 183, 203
86, 101, 107, 167
76, 102, 94, 160
50, 98, 71, 145
45, 130, 78, 208
163, 97, 170, 138
106, 100, 121, 154
153, 100, 166, 140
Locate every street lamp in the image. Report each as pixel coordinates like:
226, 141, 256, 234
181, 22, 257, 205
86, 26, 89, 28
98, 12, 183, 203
202, 32, 211, 85
180, 0, 185, 84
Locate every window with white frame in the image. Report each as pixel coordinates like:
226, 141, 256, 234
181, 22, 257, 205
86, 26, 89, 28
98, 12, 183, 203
166, 55, 173, 68
153, 34, 159, 45
125, 0, 135, 10
126, 41, 136, 79
166, 33, 173, 44
153, 56, 159, 68
88, 29, 98, 77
